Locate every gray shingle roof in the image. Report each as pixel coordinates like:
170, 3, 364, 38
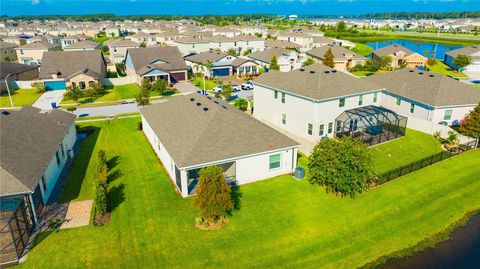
253, 64, 379, 101
445, 45, 480, 58
17, 41, 58, 50
140, 94, 299, 168
0, 41, 18, 49
363, 69, 480, 107
184, 51, 228, 65
0, 61, 38, 80
0, 106, 76, 196
372, 44, 417, 58
249, 48, 293, 63
64, 40, 100, 49
127, 46, 187, 74
38, 50, 106, 79
306, 45, 366, 61
265, 39, 302, 49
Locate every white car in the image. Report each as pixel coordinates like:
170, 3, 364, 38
241, 81, 254, 90
212, 85, 223, 93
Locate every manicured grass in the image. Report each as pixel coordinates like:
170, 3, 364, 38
20, 118, 480, 269
370, 129, 442, 174
192, 76, 219, 90
428, 61, 467, 78
93, 36, 111, 44
352, 42, 373, 56
0, 89, 42, 107
61, 84, 142, 105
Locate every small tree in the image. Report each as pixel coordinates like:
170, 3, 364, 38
94, 179, 108, 216
32, 81, 46, 94
151, 78, 167, 95
364, 59, 380, 72
453, 54, 472, 69
308, 136, 374, 197
379, 55, 392, 70
459, 102, 480, 139
3, 56, 11, 62
101, 46, 109, 55
322, 47, 335, 68
269, 56, 280, 71
193, 166, 234, 225
304, 57, 315, 66
140, 41, 147, 48
221, 83, 233, 100
136, 78, 151, 106
64, 86, 83, 104
227, 48, 237, 56
336, 21, 347, 32
234, 98, 248, 111
427, 58, 437, 66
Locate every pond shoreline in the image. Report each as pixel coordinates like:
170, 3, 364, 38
360, 209, 480, 269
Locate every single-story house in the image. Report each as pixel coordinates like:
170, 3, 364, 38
0, 106, 77, 266
14, 41, 61, 66
306, 45, 367, 71
249, 48, 304, 72
39, 50, 107, 90
140, 94, 300, 197
0, 61, 39, 92
0, 41, 18, 62
444, 45, 480, 73
125, 46, 188, 85
104, 39, 140, 63
63, 40, 101, 51
184, 51, 237, 77
231, 58, 260, 77
372, 44, 427, 69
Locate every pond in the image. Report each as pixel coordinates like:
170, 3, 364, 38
365, 39, 462, 60
381, 213, 480, 269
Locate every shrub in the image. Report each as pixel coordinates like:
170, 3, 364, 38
427, 58, 437, 66
32, 82, 46, 94
322, 47, 335, 68
459, 102, 480, 139
94, 179, 108, 216
234, 98, 248, 111
269, 56, 280, 71
66, 106, 77, 112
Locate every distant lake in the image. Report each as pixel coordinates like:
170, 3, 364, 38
365, 40, 462, 60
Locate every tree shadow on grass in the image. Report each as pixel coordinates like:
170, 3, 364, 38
230, 186, 242, 212
107, 156, 120, 171
59, 126, 101, 203
108, 184, 125, 213
107, 169, 123, 184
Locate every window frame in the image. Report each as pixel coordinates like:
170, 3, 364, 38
328, 122, 333, 134
319, 124, 325, 136
373, 92, 378, 103
281, 113, 286, 125
396, 98, 402, 106
339, 98, 345, 108
410, 103, 415, 113
358, 95, 363, 106
269, 154, 282, 171
307, 123, 313, 135
281, 92, 286, 103
443, 109, 453, 121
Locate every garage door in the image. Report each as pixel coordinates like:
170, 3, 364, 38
170, 72, 186, 83
44, 81, 66, 91
212, 68, 230, 77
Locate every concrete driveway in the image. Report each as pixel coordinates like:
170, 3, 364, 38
32, 90, 66, 110
174, 81, 199, 94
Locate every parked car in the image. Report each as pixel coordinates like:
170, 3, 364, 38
232, 85, 241, 92
241, 81, 254, 90
213, 85, 223, 93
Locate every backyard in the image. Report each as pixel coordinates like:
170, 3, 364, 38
428, 61, 467, 78
18, 118, 480, 269
0, 88, 42, 107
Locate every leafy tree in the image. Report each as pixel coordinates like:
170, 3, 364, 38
269, 56, 280, 71
32, 81, 46, 93
453, 54, 472, 69
322, 47, 335, 68
364, 59, 380, 72
95, 179, 108, 216
136, 78, 151, 106
459, 102, 480, 139
151, 78, 167, 95
3, 56, 11, 62
427, 58, 437, 66
205, 60, 214, 77
101, 46, 109, 54
140, 41, 147, 48
227, 48, 237, 56
64, 86, 83, 104
97, 150, 107, 174
221, 83, 233, 100
66, 106, 77, 112
308, 136, 374, 197
193, 166, 234, 223
89, 82, 105, 96
304, 57, 315, 66
234, 98, 248, 111
379, 55, 392, 70
336, 21, 347, 32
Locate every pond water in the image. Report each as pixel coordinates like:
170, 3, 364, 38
382, 213, 480, 269
365, 39, 462, 60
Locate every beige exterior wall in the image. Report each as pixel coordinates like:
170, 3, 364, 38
15, 47, 60, 65
66, 73, 102, 89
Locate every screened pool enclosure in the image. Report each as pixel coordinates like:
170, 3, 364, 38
335, 105, 407, 146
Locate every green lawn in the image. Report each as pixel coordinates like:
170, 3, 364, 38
352, 42, 373, 56
0, 89, 42, 107
428, 61, 467, 78
19, 118, 480, 269
61, 84, 143, 105
192, 77, 219, 90
371, 129, 442, 174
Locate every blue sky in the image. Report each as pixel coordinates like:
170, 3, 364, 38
1, 0, 477, 16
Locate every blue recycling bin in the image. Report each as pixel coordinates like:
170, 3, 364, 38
51, 102, 57, 109
294, 167, 305, 179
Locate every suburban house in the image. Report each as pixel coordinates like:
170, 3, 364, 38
0, 107, 77, 266
312, 36, 335, 47
276, 32, 314, 51
306, 45, 367, 70
249, 48, 304, 72
0, 61, 39, 92
229, 35, 265, 55
231, 58, 260, 77
252, 65, 480, 144
125, 32, 157, 46
125, 46, 188, 85
104, 39, 140, 63
173, 37, 210, 56
40, 34, 62, 47
154, 31, 179, 45
444, 45, 480, 73
140, 94, 300, 197
184, 51, 237, 77
60, 34, 92, 49
372, 44, 427, 68
105, 26, 122, 37
63, 40, 101, 51
0, 41, 18, 62
39, 50, 107, 90
264, 39, 302, 50
1, 36, 27, 46
14, 41, 60, 66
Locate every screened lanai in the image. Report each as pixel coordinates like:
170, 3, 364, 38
335, 105, 407, 146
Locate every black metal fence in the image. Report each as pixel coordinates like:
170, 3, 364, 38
374, 140, 477, 185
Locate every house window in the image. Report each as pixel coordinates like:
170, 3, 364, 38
319, 124, 325, 136
20, 49, 24, 55
339, 98, 345, 107
443, 109, 453, 121
269, 154, 281, 170
373, 92, 378, 103
336, 120, 343, 132
79, 81, 86, 89
281, 113, 286, 125
358, 95, 363, 106
328, 122, 333, 134
274, 90, 278, 99
40, 175, 47, 191
55, 151, 61, 166
281, 92, 285, 103
410, 103, 415, 113
396, 98, 401, 106
60, 144, 65, 158
307, 123, 313, 135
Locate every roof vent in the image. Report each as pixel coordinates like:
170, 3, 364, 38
203, 107, 209, 111
196, 102, 201, 106
324, 71, 330, 74
418, 72, 424, 75
214, 100, 219, 104
1, 111, 10, 116
300, 68, 305, 71
310, 70, 316, 74
429, 74, 434, 77
409, 70, 414, 72
221, 105, 227, 109
207, 96, 212, 100
332, 70, 337, 73
190, 98, 195, 101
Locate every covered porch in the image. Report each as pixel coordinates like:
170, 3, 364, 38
179, 161, 237, 196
